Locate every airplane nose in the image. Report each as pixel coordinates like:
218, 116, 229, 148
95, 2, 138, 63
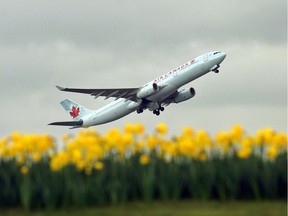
219, 52, 226, 62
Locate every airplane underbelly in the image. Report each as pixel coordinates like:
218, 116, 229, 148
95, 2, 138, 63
175, 64, 209, 87
88, 100, 139, 125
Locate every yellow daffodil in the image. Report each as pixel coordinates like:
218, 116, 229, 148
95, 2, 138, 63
135, 123, 145, 135
62, 134, 72, 143
94, 161, 104, 171
266, 146, 278, 160
139, 154, 150, 165
20, 166, 29, 175
0, 125, 286, 172
156, 122, 168, 135
182, 127, 194, 137
231, 124, 244, 142
124, 123, 135, 134
236, 136, 253, 159
32, 152, 41, 163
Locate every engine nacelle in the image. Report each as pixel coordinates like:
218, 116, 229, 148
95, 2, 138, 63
137, 83, 159, 99
173, 88, 196, 103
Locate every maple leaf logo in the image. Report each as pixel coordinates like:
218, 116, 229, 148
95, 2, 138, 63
70, 106, 80, 118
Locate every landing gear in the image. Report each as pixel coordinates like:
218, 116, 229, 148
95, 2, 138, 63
153, 106, 164, 116
138, 100, 165, 116
211, 64, 220, 73
136, 108, 143, 114
153, 110, 160, 116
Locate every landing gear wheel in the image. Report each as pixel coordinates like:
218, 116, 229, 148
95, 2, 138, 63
160, 107, 165, 112
137, 108, 143, 114
153, 110, 160, 116
214, 69, 219, 73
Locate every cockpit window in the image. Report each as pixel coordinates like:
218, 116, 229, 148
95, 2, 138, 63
213, 51, 221, 55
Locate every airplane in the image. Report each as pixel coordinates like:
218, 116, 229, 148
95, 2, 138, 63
49, 51, 226, 128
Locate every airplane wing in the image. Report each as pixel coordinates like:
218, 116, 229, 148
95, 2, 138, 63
161, 90, 179, 106
56, 86, 140, 102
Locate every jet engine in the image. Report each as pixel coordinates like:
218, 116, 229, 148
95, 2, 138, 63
137, 83, 159, 99
173, 88, 196, 103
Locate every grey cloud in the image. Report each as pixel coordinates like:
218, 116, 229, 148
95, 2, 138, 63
191, 43, 287, 107
0, 0, 286, 137
0, 0, 286, 50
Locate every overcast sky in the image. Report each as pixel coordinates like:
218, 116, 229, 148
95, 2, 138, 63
0, 0, 287, 138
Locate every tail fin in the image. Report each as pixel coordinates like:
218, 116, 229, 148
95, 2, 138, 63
60, 99, 91, 121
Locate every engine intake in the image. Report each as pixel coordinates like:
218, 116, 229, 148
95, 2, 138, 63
137, 83, 159, 99
173, 88, 196, 103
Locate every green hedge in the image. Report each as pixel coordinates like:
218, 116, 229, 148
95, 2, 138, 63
0, 154, 286, 210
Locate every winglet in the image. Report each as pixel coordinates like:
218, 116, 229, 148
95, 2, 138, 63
56, 85, 65, 91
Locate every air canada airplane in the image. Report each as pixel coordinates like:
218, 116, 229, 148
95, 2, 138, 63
49, 51, 226, 128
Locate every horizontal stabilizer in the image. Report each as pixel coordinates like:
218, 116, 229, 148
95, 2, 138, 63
48, 120, 83, 127
56, 85, 65, 91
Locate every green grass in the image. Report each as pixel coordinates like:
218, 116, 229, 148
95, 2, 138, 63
0, 201, 286, 216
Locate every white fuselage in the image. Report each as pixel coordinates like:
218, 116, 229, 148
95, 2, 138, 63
82, 51, 226, 127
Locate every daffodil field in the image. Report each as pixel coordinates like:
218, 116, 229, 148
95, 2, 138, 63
0, 123, 287, 210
